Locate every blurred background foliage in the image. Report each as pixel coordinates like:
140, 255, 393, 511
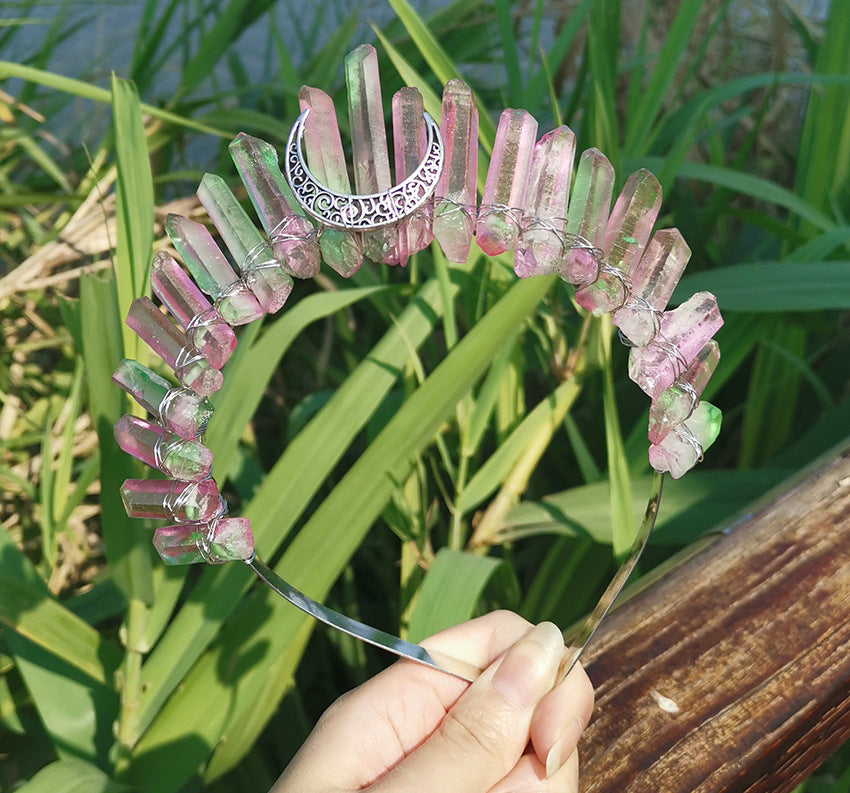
1, 0, 849, 790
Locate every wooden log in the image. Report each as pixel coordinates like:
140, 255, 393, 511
579, 448, 850, 793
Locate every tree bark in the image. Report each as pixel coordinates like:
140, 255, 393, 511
580, 447, 850, 793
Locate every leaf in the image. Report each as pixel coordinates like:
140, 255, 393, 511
384, 0, 496, 151
406, 549, 519, 643
500, 469, 792, 547
638, 158, 836, 233
0, 530, 121, 685
207, 286, 390, 479
676, 262, 850, 311
0, 61, 229, 137
15, 758, 127, 793
80, 272, 153, 606
111, 75, 154, 358
623, 0, 704, 157
8, 634, 117, 767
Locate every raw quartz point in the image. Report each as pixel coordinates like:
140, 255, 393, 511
229, 132, 320, 279
648, 340, 720, 444
433, 79, 478, 263
648, 401, 722, 479
153, 517, 254, 565
345, 44, 399, 265
576, 169, 662, 315
475, 108, 538, 256
151, 251, 237, 369
197, 173, 293, 313
514, 125, 577, 277
298, 86, 363, 277
612, 229, 691, 347
120, 478, 224, 523
126, 297, 223, 397
114, 415, 213, 481
165, 214, 264, 326
393, 87, 434, 266
628, 291, 724, 398
112, 359, 213, 439
561, 148, 614, 284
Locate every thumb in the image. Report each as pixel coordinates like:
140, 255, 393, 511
371, 622, 565, 793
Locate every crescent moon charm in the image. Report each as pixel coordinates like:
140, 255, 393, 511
284, 108, 445, 231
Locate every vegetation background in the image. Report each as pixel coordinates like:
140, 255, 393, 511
1, 0, 849, 790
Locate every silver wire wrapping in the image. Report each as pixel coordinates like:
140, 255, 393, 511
673, 419, 705, 464
595, 263, 633, 311
476, 202, 526, 236
163, 478, 226, 524
173, 343, 209, 384
675, 378, 700, 422
151, 430, 189, 474
652, 334, 692, 381
184, 305, 227, 349
616, 293, 663, 347
240, 240, 281, 288
269, 213, 322, 252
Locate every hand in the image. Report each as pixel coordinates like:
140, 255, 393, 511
271, 611, 594, 793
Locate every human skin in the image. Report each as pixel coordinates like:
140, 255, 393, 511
271, 610, 594, 793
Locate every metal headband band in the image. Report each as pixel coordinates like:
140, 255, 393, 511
284, 107, 445, 231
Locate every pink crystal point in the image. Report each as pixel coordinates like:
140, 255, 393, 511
514, 125, 577, 277
648, 401, 722, 479
112, 359, 213, 439
151, 251, 236, 369
576, 169, 662, 315
475, 109, 538, 256
345, 44, 398, 265
152, 517, 254, 565
648, 340, 720, 444
298, 86, 363, 277
114, 415, 213, 481
197, 173, 293, 313
433, 79, 478, 263
229, 132, 320, 279
393, 86, 434, 266
126, 297, 223, 396
561, 148, 614, 284
612, 228, 691, 347
120, 478, 224, 523
628, 292, 724, 398
165, 214, 264, 326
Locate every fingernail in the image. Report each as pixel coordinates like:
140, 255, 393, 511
546, 718, 584, 779
492, 622, 563, 708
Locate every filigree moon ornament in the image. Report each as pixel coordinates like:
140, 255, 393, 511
284, 107, 444, 231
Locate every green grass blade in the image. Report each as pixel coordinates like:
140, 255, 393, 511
406, 550, 518, 642
79, 272, 153, 606
12, 758, 128, 793
0, 531, 121, 685
638, 158, 836, 232
677, 261, 850, 311
175, 0, 277, 98
0, 62, 230, 137
584, 0, 620, 162
459, 374, 582, 514
384, 0, 496, 151
623, 0, 704, 157
207, 286, 390, 477
598, 318, 633, 559
494, 0, 522, 106
111, 76, 153, 360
